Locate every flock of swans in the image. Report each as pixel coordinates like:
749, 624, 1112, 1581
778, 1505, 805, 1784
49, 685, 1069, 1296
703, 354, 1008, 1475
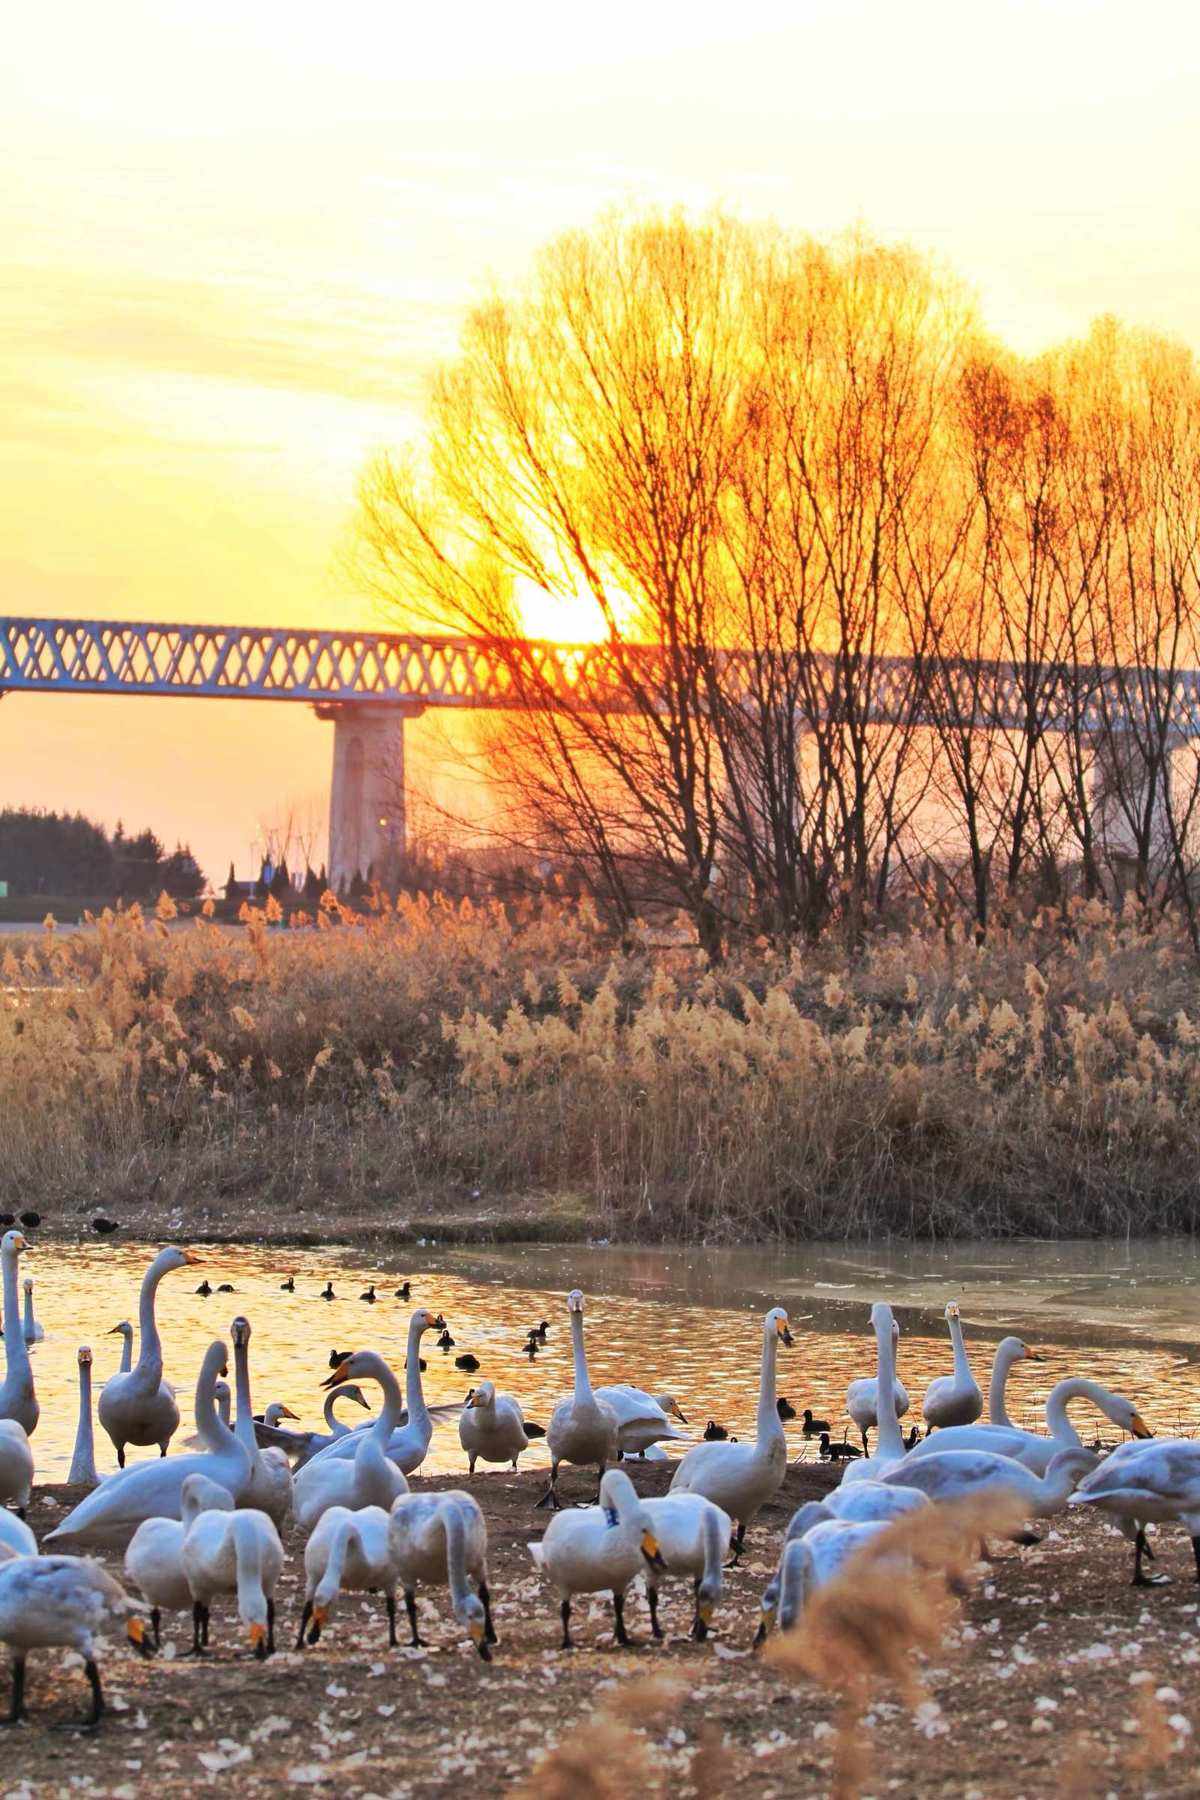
0, 1226, 1196, 1731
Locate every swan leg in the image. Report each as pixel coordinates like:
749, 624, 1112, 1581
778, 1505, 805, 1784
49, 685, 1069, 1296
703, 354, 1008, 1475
1133, 1528, 1169, 1587
404, 1590, 426, 1648
646, 1585, 663, 1640
296, 1601, 313, 1650
559, 1598, 573, 1650
479, 1581, 498, 1645
612, 1590, 631, 1647
184, 1601, 210, 1656
150, 1608, 161, 1650
752, 1616, 769, 1650
0, 1655, 25, 1726
158, 1444, 168, 1458
266, 1598, 276, 1656
860, 1426, 870, 1455
468, 1457, 477, 1477
726, 1522, 746, 1568
116, 1447, 126, 1470
386, 1593, 398, 1648
594, 1461, 607, 1505
690, 1577, 708, 1642
54, 1658, 104, 1733
534, 1464, 563, 1510
1192, 1538, 1200, 1583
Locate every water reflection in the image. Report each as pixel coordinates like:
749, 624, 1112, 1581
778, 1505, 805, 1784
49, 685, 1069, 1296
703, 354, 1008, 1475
8, 1239, 1200, 1481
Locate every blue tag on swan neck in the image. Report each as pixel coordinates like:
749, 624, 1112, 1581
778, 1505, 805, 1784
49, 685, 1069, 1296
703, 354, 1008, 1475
604, 1506, 619, 1528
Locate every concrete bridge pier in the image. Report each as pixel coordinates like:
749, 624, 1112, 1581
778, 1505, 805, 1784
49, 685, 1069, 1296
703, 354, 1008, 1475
316, 701, 424, 892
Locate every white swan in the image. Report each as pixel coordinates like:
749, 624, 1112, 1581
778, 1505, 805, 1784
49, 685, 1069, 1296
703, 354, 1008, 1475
0, 1554, 150, 1727
0, 1422, 33, 1519
20, 1281, 43, 1346
0, 1234, 37, 1435
0, 1511, 36, 1559
880, 1444, 1098, 1520
528, 1466, 665, 1648
229, 1316, 293, 1529
812, 1480, 932, 1528
67, 1347, 99, 1488
593, 1386, 690, 1458
302, 1308, 446, 1476
986, 1336, 1041, 1426
669, 1307, 793, 1554
297, 1504, 397, 1649
757, 1515, 892, 1643
107, 1321, 134, 1377
97, 1246, 196, 1465
1069, 1438, 1200, 1585
389, 1489, 494, 1657
845, 1317, 909, 1452
254, 1385, 371, 1466
124, 1471, 235, 1646
921, 1302, 983, 1430
46, 1340, 251, 1551
537, 1290, 620, 1509
293, 1353, 410, 1533
459, 1380, 533, 1473
838, 1305, 908, 1487
902, 1378, 1153, 1475
181, 1499, 283, 1657
640, 1493, 732, 1640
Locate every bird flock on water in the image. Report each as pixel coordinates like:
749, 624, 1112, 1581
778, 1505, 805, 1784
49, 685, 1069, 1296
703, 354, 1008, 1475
0, 1228, 1192, 1730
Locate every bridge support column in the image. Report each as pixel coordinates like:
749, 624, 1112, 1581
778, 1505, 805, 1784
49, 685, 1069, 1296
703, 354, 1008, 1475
316, 702, 424, 893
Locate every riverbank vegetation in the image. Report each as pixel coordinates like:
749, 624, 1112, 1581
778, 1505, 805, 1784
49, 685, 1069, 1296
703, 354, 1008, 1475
5, 892, 1200, 1240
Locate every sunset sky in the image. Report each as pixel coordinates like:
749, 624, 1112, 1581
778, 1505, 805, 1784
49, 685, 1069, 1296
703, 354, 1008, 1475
4, 0, 1199, 882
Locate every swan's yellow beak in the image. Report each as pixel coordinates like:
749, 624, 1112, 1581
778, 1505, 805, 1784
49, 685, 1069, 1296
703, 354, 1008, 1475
106, 1325, 123, 1336
322, 1360, 354, 1389
468, 1617, 485, 1644
127, 1617, 153, 1658
11, 1236, 27, 1253
1131, 1414, 1154, 1439
641, 1530, 667, 1572
248, 1622, 267, 1653
278, 1406, 300, 1421
668, 1399, 688, 1423
697, 1597, 714, 1626
776, 1316, 794, 1347
1024, 1347, 1045, 1361
468, 1391, 483, 1407
182, 1249, 201, 1265
312, 1605, 328, 1629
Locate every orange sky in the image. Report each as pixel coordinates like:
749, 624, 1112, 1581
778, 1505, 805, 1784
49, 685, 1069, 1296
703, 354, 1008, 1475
3, 0, 1200, 881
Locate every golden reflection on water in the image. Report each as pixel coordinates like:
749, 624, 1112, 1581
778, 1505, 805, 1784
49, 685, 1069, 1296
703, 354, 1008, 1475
9, 1242, 1200, 1481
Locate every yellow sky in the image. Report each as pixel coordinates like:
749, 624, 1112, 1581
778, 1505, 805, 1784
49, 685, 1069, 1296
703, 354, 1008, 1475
3, 0, 1199, 881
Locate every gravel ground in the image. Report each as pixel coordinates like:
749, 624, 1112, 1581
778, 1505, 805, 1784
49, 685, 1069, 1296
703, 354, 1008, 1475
3, 1463, 1200, 1798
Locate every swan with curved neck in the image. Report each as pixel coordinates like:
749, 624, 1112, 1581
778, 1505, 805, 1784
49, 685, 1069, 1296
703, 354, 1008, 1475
124, 1470, 235, 1646
302, 1309, 446, 1475
292, 1350, 411, 1532
669, 1306, 793, 1555
0, 1234, 37, 1435
538, 1290, 620, 1510
45, 1339, 251, 1551
389, 1490, 494, 1657
230, 1316, 293, 1529
840, 1304, 907, 1487
254, 1385, 370, 1466
97, 1246, 197, 1465
68, 1347, 99, 1487
907, 1377, 1153, 1475
297, 1504, 397, 1649
987, 1337, 1040, 1428
921, 1303, 983, 1430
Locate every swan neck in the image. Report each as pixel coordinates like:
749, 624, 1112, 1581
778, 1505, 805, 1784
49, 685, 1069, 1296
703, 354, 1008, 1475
134, 1254, 168, 1383
756, 1324, 783, 1444
1044, 1379, 1100, 1444
69, 1361, 96, 1483
1, 1247, 30, 1382
777, 1539, 810, 1632
118, 1331, 132, 1375
948, 1315, 972, 1384
232, 1336, 258, 1455
873, 1313, 904, 1458
323, 1390, 343, 1431
373, 1359, 405, 1443
404, 1320, 429, 1426
570, 1311, 594, 1402
317, 1516, 358, 1608
439, 1502, 471, 1615
197, 1352, 241, 1458
233, 1516, 266, 1618
21, 1290, 33, 1334
700, 1505, 725, 1585
988, 1343, 1021, 1428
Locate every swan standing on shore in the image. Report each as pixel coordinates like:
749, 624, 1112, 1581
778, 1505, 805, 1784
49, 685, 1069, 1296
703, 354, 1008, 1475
922, 1303, 983, 1430
20, 1281, 43, 1346
537, 1290, 619, 1510
529, 1467, 665, 1648
296, 1505, 397, 1649
1069, 1438, 1200, 1585
181, 1499, 283, 1658
846, 1317, 909, 1452
903, 1378, 1152, 1475
67, 1347, 100, 1488
302, 1309, 446, 1476
640, 1493, 732, 1640
46, 1341, 251, 1551
230, 1317, 293, 1529
0, 1234, 38, 1435
669, 1308, 793, 1556
98, 1246, 197, 1466
839, 1305, 908, 1487
880, 1444, 1098, 1519
293, 1354, 410, 1532
124, 1471, 235, 1646
389, 1490, 495, 1657
0, 1555, 151, 1728
459, 1381, 534, 1473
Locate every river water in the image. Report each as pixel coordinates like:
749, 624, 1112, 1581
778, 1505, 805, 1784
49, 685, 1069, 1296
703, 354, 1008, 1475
9, 1237, 1200, 1480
